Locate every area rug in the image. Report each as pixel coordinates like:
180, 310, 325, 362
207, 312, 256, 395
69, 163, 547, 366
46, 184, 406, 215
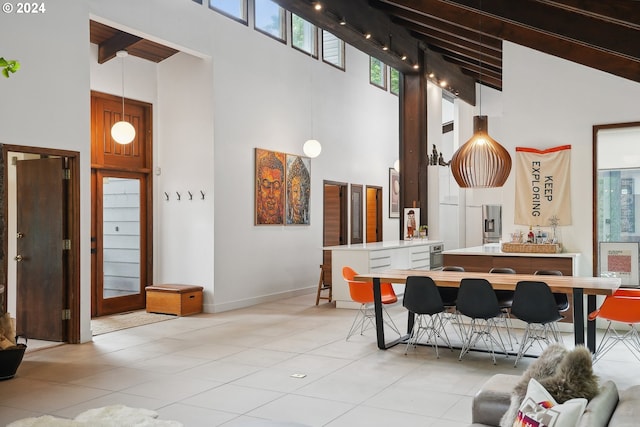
7, 404, 182, 426
91, 311, 177, 336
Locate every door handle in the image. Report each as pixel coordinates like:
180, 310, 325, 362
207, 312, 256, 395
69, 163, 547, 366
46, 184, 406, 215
14, 255, 23, 262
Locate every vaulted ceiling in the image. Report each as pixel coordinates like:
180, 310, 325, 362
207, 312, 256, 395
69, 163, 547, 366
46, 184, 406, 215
274, 0, 640, 105
91, 1, 640, 106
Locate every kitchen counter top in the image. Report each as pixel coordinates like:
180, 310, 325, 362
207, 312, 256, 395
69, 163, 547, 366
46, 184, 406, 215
324, 239, 443, 251
443, 244, 580, 258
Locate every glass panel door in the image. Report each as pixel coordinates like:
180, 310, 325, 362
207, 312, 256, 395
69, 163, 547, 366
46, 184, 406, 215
95, 171, 147, 315
102, 176, 141, 299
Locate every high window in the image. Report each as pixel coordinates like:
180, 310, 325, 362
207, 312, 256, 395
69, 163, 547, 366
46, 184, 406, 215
209, 0, 247, 23
322, 30, 344, 70
370, 56, 387, 89
292, 14, 317, 57
254, 0, 285, 41
390, 67, 400, 95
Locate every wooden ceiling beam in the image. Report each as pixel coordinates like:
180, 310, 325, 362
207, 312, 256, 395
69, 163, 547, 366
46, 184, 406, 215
443, 0, 640, 61
373, 0, 502, 52
535, 0, 640, 31
379, 0, 640, 83
271, 0, 477, 102
98, 32, 143, 64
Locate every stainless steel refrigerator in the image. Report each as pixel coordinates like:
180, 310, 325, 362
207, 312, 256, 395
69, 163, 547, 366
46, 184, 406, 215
482, 204, 502, 244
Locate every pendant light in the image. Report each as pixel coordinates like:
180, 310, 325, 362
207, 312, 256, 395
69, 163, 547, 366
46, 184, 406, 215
303, 60, 321, 158
111, 50, 135, 145
450, 3, 511, 188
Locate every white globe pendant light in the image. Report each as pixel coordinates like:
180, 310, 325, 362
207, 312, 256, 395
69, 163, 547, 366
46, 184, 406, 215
111, 50, 135, 145
111, 120, 136, 144
303, 139, 322, 158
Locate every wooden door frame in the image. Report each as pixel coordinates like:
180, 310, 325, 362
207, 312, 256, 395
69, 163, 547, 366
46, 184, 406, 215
91, 90, 153, 317
2, 144, 81, 344
366, 185, 383, 242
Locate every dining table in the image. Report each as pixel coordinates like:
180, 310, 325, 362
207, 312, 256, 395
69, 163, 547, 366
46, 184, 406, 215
352, 269, 621, 352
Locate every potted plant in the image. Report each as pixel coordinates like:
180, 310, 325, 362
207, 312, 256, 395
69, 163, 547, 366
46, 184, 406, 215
0, 57, 20, 78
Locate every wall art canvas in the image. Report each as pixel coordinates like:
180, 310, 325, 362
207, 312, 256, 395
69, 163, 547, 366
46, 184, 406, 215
389, 168, 399, 218
286, 154, 311, 225
255, 148, 286, 225
599, 242, 639, 286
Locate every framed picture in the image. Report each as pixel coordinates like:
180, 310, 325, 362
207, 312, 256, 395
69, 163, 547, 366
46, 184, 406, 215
404, 207, 419, 239
389, 168, 399, 218
599, 242, 639, 286
255, 148, 285, 225
286, 154, 311, 225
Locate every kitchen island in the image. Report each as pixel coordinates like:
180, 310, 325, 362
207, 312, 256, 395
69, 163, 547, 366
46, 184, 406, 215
325, 239, 444, 309
443, 244, 580, 275
443, 244, 581, 323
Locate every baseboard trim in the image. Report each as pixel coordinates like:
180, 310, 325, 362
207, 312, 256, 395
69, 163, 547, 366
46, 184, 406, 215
203, 286, 316, 313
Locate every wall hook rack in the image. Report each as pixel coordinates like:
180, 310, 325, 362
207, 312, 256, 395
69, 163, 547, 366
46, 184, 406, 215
176, 191, 181, 201
188, 191, 193, 200
164, 192, 169, 201
200, 190, 205, 200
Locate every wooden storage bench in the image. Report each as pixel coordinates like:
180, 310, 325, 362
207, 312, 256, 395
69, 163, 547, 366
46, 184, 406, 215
146, 284, 203, 316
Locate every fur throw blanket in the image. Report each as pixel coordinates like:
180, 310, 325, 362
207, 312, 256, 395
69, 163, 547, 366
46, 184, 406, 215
499, 344, 599, 427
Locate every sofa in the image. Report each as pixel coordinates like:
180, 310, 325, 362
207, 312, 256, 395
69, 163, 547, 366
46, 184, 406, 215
470, 373, 640, 427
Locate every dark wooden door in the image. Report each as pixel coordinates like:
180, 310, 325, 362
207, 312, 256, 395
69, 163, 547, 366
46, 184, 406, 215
16, 157, 66, 341
323, 182, 348, 285
366, 186, 382, 242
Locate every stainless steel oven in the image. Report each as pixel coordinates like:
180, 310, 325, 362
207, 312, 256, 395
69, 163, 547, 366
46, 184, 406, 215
430, 244, 443, 270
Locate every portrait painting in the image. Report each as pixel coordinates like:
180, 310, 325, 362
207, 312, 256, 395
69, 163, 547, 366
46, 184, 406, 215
389, 168, 399, 218
255, 148, 286, 225
286, 154, 311, 225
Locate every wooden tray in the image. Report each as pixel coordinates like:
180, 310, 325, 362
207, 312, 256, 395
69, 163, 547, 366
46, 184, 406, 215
501, 243, 561, 254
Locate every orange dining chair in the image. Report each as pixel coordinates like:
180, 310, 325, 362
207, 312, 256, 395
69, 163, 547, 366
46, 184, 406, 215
342, 266, 400, 341
588, 292, 640, 363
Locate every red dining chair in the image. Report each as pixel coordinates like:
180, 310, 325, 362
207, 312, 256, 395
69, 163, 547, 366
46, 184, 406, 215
588, 290, 640, 363
342, 266, 400, 341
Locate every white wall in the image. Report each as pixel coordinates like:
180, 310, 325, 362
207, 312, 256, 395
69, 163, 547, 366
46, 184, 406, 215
1, 0, 399, 341
471, 42, 640, 276
90, 1, 399, 313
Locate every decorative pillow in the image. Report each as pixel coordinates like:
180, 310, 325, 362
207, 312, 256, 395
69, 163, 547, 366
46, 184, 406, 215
513, 378, 587, 427
500, 343, 568, 427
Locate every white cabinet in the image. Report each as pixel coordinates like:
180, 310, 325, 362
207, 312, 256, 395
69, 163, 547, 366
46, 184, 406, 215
325, 240, 443, 309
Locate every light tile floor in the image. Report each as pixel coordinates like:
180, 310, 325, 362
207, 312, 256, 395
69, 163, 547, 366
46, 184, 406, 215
0, 294, 637, 426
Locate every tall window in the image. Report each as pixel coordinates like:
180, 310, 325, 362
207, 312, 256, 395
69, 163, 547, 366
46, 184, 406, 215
254, 0, 285, 41
292, 14, 317, 57
370, 56, 387, 89
322, 30, 344, 70
390, 67, 400, 95
209, 0, 247, 23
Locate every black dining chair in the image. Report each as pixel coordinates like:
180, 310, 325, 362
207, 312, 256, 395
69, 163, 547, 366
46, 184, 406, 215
441, 266, 464, 338
402, 276, 452, 358
456, 278, 508, 364
510, 280, 563, 367
488, 267, 517, 349
534, 270, 570, 313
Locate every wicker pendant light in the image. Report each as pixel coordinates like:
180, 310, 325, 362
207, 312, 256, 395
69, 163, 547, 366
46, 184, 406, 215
450, 115, 511, 188
450, 0, 511, 188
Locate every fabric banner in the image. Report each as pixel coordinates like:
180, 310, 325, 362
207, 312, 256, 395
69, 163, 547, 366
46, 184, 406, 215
514, 145, 572, 227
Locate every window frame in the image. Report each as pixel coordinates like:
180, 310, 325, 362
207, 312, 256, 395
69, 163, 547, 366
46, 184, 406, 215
369, 56, 387, 90
208, 0, 248, 25
389, 67, 400, 96
253, 0, 286, 43
291, 13, 318, 58
321, 30, 345, 71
